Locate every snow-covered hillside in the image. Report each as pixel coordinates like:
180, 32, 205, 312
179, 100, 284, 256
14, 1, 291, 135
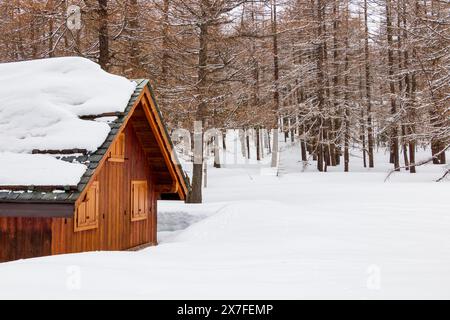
0, 132, 449, 299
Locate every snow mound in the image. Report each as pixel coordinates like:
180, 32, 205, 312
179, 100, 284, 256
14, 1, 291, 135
0, 57, 136, 186
169, 201, 293, 244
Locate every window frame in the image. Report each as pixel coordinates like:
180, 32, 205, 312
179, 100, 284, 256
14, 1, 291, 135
131, 180, 149, 222
109, 132, 125, 162
74, 181, 100, 232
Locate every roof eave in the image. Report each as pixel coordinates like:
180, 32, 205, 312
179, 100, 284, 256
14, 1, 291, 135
142, 82, 191, 201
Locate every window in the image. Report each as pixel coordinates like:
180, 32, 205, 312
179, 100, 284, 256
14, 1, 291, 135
131, 180, 148, 222
109, 133, 125, 162
75, 181, 99, 232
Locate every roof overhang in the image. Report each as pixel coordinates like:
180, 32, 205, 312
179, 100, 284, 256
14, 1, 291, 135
139, 83, 190, 200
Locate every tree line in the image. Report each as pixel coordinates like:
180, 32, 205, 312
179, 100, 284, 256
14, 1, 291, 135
0, 0, 448, 202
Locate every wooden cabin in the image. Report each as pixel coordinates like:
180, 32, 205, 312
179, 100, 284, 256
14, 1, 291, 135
0, 79, 190, 263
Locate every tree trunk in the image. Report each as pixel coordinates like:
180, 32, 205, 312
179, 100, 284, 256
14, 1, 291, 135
402, 126, 410, 169
330, 0, 339, 168
161, 0, 170, 83
290, 118, 295, 143
203, 161, 207, 188
300, 126, 307, 162
222, 131, 227, 150
344, 109, 350, 172
98, 0, 109, 71
188, 121, 204, 203
213, 136, 221, 168
256, 127, 261, 161
386, 0, 400, 171
128, 0, 141, 76
246, 130, 251, 159
271, 129, 279, 167
364, 0, 374, 168
187, 1, 208, 203
407, 0, 417, 173
397, 2, 409, 170
316, 0, 325, 172
47, 0, 54, 58
270, 0, 280, 168
240, 129, 247, 157
409, 55, 417, 173
344, 0, 350, 172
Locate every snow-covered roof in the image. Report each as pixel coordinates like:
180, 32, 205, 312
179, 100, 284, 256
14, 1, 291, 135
0, 57, 136, 187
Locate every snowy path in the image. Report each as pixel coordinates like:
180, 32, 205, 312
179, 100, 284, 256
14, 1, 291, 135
0, 139, 449, 299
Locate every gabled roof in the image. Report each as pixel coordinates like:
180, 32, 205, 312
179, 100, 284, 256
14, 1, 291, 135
0, 79, 190, 217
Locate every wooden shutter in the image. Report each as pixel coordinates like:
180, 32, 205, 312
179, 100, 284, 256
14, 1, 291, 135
75, 181, 100, 232
109, 133, 125, 162
131, 181, 148, 222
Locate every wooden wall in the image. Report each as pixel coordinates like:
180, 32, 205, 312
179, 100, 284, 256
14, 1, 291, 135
0, 217, 52, 262
52, 121, 158, 256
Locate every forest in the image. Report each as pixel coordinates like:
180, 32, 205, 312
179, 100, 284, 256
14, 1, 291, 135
0, 0, 450, 300
0, 0, 448, 200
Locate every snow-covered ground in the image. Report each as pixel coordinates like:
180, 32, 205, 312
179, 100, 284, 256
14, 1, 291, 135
0, 133, 449, 299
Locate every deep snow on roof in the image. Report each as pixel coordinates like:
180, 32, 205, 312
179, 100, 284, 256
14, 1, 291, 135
0, 152, 87, 186
0, 57, 136, 187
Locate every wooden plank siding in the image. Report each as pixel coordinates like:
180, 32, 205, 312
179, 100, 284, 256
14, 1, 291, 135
0, 217, 52, 262
51, 119, 158, 256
